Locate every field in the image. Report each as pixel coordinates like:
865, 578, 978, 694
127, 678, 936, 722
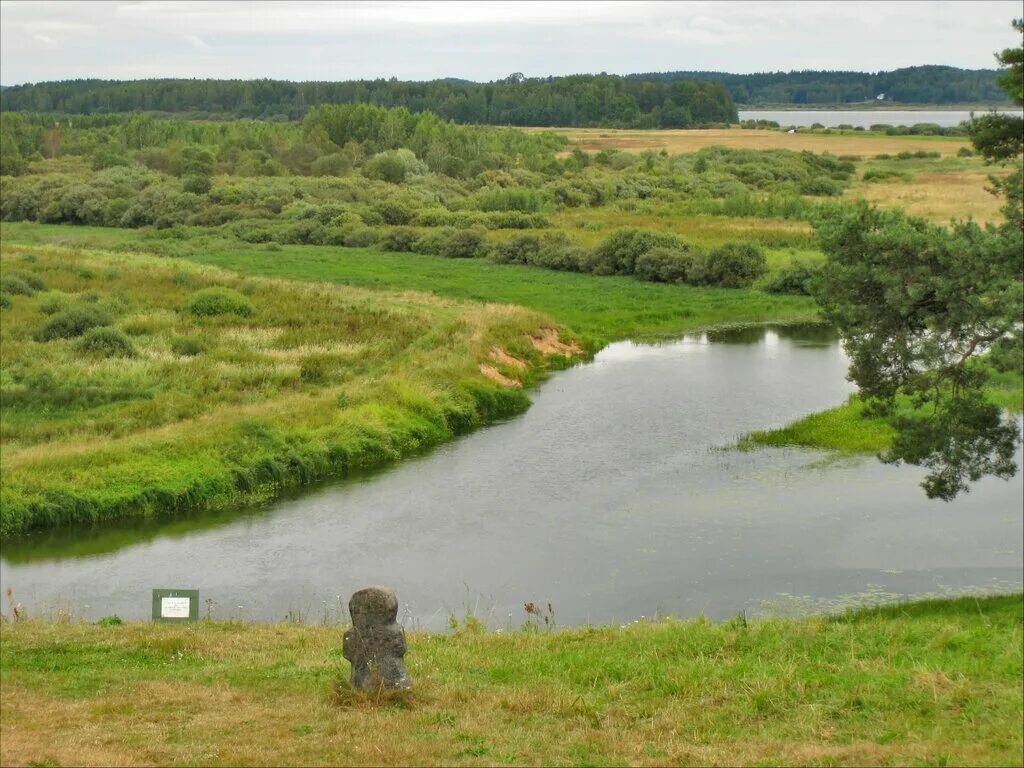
0, 223, 820, 344
0, 243, 583, 535
535, 127, 972, 157
2, 595, 1021, 767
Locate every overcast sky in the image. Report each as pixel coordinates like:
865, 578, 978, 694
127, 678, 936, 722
1, 1, 1021, 85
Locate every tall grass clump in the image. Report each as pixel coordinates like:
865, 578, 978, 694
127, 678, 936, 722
75, 326, 136, 357
34, 305, 112, 341
184, 287, 255, 317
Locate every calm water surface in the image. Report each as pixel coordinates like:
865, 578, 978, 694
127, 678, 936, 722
2, 325, 1021, 628
739, 109, 1024, 128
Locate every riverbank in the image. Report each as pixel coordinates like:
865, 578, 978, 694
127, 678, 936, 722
1, 594, 1020, 766
0, 243, 582, 535
739, 369, 1024, 455
0, 234, 821, 535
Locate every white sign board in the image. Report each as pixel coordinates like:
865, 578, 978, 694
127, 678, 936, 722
161, 596, 192, 618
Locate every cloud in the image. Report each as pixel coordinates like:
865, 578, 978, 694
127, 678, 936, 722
1, 0, 1021, 84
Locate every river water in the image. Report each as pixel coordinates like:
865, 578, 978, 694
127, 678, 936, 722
739, 109, 1024, 128
2, 325, 1021, 628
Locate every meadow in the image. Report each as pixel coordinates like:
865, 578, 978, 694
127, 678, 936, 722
1, 595, 1021, 766
0, 243, 582, 535
1, 104, 1017, 532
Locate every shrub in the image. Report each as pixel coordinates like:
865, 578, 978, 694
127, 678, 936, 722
415, 227, 489, 258
341, 227, 380, 248
0, 275, 34, 296
374, 201, 415, 225
587, 228, 682, 276
310, 153, 353, 177
0, 293, 10, 310
184, 287, 254, 317
75, 326, 135, 357
957, 147, 976, 158
798, 177, 843, 196
7, 271, 45, 291
492, 235, 541, 265
362, 149, 426, 184
763, 261, 820, 295
35, 305, 113, 341
703, 242, 768, 288
438, 228, 489, 258
635, 245, 706, 283
182, 174, 212, 195
170, 335, 205, 357
379, 227, 420, 252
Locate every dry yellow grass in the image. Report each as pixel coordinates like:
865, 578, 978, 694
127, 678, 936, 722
848, 169, 1010, 224
530, 127, 971, 157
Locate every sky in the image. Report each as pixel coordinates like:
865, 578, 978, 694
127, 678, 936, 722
1, 0, 1021, 85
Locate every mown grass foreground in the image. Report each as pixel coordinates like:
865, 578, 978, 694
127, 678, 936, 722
1, 595, 1021, 766
0, 243, 579, 535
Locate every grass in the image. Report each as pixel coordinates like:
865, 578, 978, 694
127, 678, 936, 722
531, 127, 972, 157
0, 223, 822, 345
0, 242, 579, 535
1, 594, 1021, 766
740, 372, 1024, 455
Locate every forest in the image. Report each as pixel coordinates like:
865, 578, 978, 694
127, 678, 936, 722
0, 73, 737, 127
629, 65, 1012, 105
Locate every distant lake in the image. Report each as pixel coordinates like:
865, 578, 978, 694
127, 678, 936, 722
739, 109, 1023, 128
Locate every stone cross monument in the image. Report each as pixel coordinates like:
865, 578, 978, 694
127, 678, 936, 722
342, 586, 413, 691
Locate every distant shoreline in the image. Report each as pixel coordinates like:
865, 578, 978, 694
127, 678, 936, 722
738, 103, 1015, 111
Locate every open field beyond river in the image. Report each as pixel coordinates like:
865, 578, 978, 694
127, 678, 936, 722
534, 127, 972, 157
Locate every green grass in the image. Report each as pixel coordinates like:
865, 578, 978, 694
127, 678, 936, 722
2, 594, 1021, 766
0, 242, 573, 535
740, 371, 1024, 455
1, 223, 821, 345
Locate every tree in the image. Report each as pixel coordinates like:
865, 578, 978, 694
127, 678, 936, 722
814, 19, 1024, 500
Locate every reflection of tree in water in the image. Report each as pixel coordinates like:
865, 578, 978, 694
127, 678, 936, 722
774, 323, 840, 346
705, 323, 840, 346
705, 325, 768, 345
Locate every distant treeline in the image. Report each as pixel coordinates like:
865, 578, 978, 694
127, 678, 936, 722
0, 74, 737, 128
627, 66, 1010, 105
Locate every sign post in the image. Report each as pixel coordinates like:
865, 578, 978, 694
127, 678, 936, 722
151, 588, 199, 622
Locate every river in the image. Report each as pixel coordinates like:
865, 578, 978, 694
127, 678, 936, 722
739, 108, 1024, 128
2, 325, 1021, 628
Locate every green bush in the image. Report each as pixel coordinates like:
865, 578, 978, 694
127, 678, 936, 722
957, 147, 976, 158
635, 245, 706, 283
75, 326, 136, 357
798, 177, 843, 196
35, 305, 113, 341
182, 174, 212, 195
379, 227, 420, 252
763, 261, 820, 295
170, 335, 206, 356
0, 293, 11, 310
415, 227, 490, 259
492, 235, 541, 265
7, 271, 45, 291
184, 287, 255, 317
587, 228, 682, 276
703, 243, 767, 288
0, 275, 34, 296
341, 227, 380, 248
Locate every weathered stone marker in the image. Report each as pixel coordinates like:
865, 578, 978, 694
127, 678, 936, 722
342, 586, 412, 691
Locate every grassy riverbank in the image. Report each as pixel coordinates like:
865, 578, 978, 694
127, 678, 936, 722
1, 594, 1021, 766
740, 370, 1024, 455
0, 243, 582, 535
